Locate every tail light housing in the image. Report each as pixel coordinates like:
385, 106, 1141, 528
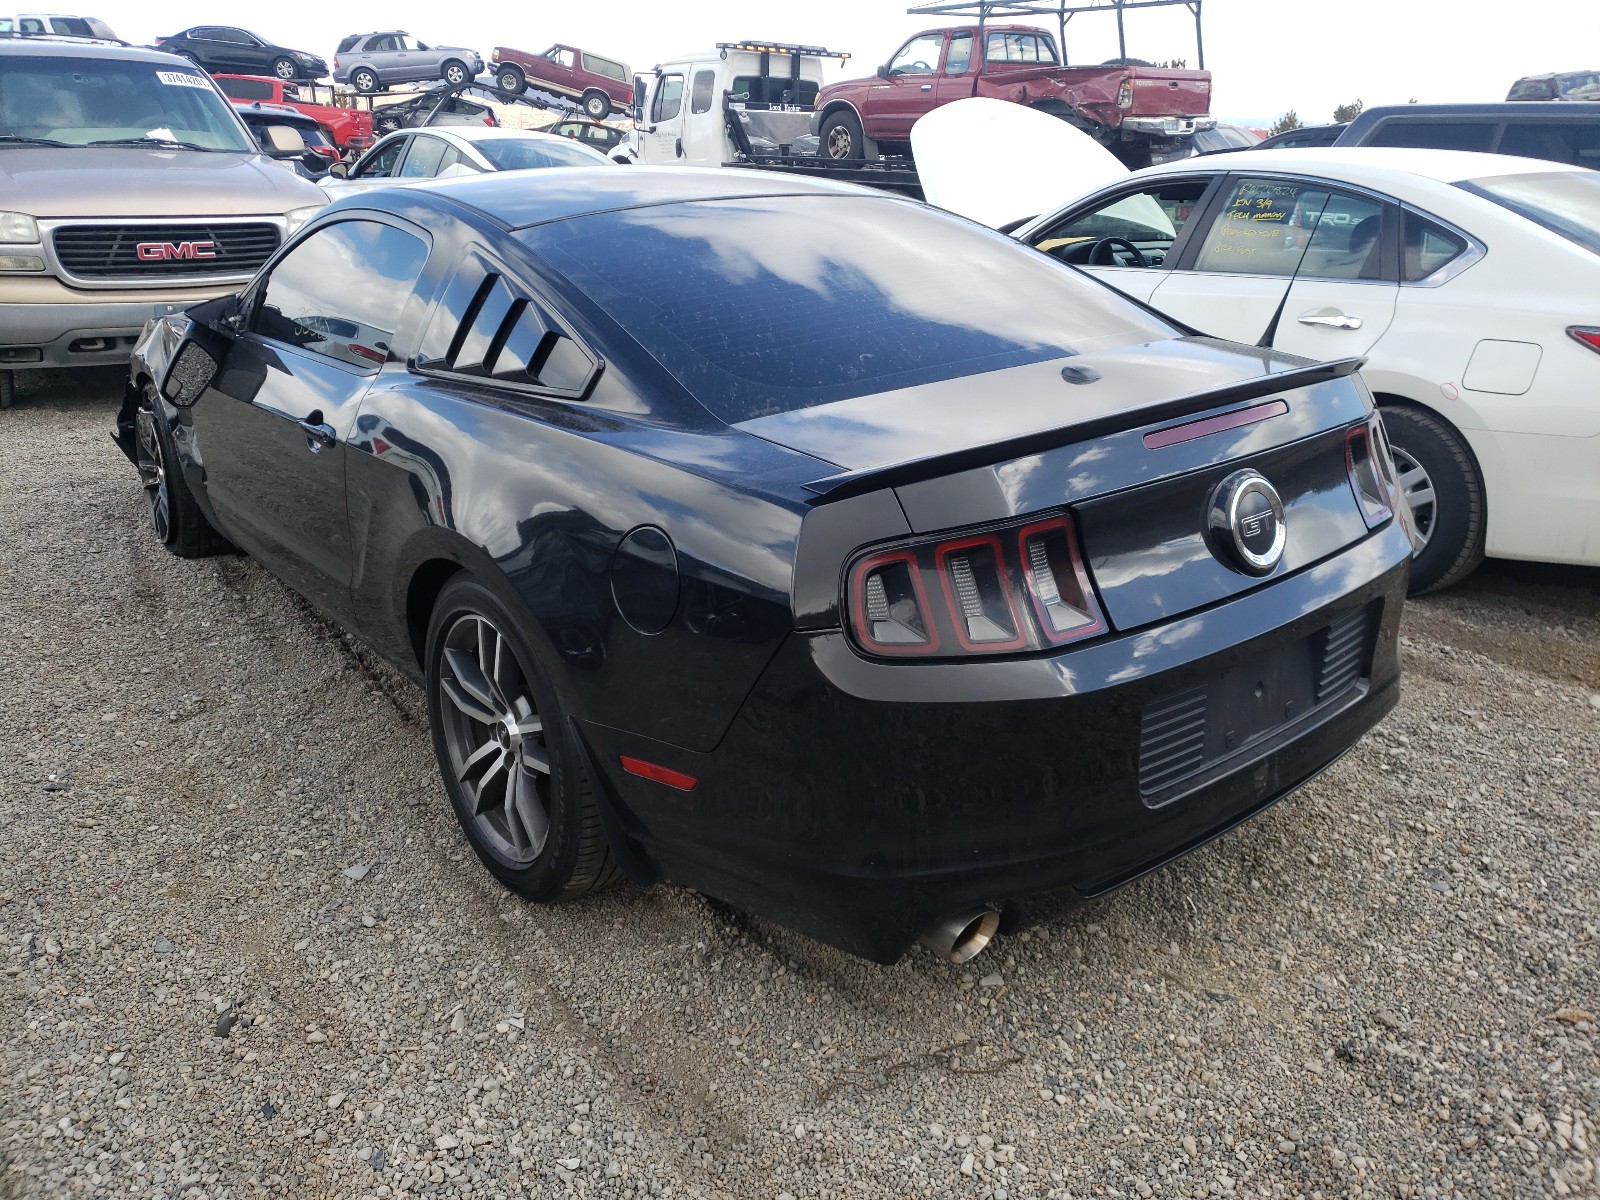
1569, 326, 1600, 354
1347, 415, 1419, 548
1117, 77, 1134, 108
846, 514, 1105, 659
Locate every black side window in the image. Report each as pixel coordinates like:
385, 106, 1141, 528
357, 137, 407, 177
1401, 211, 1469, 282
1365, 121, 1494, 152
416, 256, 598, 398
337, 34, 360, 53
653, 74, 684, 122
1498, 122, 1600, 167
253, 221, 429, 370
690, 70, 715, 116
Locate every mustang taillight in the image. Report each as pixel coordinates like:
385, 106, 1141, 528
1346, 416, 1404, 532
847, 515, 1105, 659
1569, 326, 1600, 355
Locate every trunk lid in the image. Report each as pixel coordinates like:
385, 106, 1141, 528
1119, 67, 1212, 118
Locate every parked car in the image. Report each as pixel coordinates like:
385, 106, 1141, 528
333, 31, 483, 94
214, 74, 375, 154
233, 100, 339, 175
153, 26, 326, 81
1014, 147, 1600, 591
0, 12, 117, 40
1508, 71, 1600, 102
546, 118, 625, 155
0, 39, 325, 409
323, 126, 610, 194
1332, 103, 1600, 169
114, 168, 1411, 964
1190, 122, 1262, 154
489, 43, 632, 119
370, 87, 497, 137
1252, 124, 1347, 151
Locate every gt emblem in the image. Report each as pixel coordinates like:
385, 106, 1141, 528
136, 241, 217, 261
1207, 469, 1287, 576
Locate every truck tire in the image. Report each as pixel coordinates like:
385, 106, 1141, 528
0, 369, 14, 410
582, 89, 611, 120
271, 56, 298, 81
821, 109, 866, 161
496, 65, 526, 94
441, 60, 470, 87
1378, 404, 1486, 594
351, 67, 379, 94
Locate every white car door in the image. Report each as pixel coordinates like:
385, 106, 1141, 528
646, 72, 686, 163
1149, 175, 1399, 355
1024, 176, 1219, 305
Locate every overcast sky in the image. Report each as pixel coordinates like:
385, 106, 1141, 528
108, 0, 1597, 126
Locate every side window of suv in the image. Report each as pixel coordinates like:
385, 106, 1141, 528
253, 221, 429, 370
1365, 121, 1493, 152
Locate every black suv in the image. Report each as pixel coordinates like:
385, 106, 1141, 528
154, 26, 327, 81
1332, 102, 1600, 168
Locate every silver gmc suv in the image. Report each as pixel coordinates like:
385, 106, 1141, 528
0, 39, 326, 408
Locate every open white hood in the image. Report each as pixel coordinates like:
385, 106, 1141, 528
911, 96, 1128, 230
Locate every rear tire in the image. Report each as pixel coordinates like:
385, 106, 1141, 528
1379, 405, 1486, 593
496, 65, 526, 94
425, 576, 620, 902
272, 56, 297, 81
820, 109, 865, 161
441, 60, 470, 87
582, 89, 611, 120
351, 68, 379, 94
134, 387, 230, 558
0, 369, 13, 410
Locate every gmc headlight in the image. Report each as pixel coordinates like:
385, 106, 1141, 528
0, 212, 41, 244
284, 205, 324, 237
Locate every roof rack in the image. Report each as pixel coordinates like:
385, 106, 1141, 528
716, 41, 850, 62
906, 0, 1204, 69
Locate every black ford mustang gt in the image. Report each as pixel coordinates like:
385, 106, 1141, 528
115, 169, 1414, 964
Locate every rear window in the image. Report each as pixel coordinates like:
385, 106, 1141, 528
218, 77, 275, 101
337, 35, 360, 53
477, 137, 606, 170
1461, 170, 1600, 256
520, 195, 1174, 422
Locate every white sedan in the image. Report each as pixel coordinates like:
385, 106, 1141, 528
1014, 149, 1600, 592
323, 126, 612, 197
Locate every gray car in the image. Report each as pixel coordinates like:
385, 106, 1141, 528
333, 31, 483, 94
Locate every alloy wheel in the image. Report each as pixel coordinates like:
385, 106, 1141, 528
436, 612, 553, 865
1390, 445, 1436, 552
826, 126, 853, 159
274, 59, 296, 80
134, 408, 171, 542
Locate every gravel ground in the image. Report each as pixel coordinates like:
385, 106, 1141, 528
2, 370, 1597, 1200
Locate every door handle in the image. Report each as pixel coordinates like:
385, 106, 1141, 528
1297, 310, 1362, 330
299, 417, 337, 451
920, 84, 933, 91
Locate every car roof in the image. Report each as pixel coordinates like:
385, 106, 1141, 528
1142, 146, 1583, 188
396, 166, 893, 231
1352, 101, 1600, 119
0, 37, 178, 63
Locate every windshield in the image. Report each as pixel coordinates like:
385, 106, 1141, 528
1462, 170, 1600, 256
522, 194, 1175, 422
478, 138, 608, 170
0, 58, 253, 151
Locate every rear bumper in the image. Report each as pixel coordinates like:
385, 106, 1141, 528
583, 522, 1411, 962
1124, 114, 1216, 136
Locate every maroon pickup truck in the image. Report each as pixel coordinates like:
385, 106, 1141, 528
489, 44, 633, 119
813, 24, 1212, 167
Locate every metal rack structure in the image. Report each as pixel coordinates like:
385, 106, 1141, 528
906, 0, 1205, 70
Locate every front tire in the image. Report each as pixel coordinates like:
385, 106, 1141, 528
1379, 405, 1486, 593
425, 576, 619, 901
134, 388, 229, 558
351, 68, 379, 94
820, 109, 865, 161
441, 60, 470, 87
272, 57, 297, 81
581, 89, 611, 120
496, 65, 526, 94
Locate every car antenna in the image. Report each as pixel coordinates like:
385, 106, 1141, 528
1256, 191, 1333, 349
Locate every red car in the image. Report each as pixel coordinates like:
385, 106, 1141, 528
214, 73, 375, 153
489, 44, 632, 119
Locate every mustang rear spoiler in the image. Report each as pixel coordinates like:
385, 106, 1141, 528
800, 354, 1365, 504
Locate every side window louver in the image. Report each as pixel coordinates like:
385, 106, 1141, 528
416, 261, 598, 399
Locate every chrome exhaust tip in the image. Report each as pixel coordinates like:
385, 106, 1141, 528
918, 908, 1001, 964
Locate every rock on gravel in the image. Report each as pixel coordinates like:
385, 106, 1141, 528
2, 370, 1597, 1199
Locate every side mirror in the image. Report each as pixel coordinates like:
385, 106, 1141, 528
265, 124, 305, 153
328, 161, 349, 178
876, 64, 890, 79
